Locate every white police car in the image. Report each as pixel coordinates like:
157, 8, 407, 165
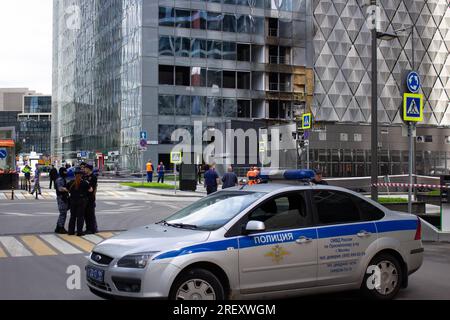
86, 171, 423, 300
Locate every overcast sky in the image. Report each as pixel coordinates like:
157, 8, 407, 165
0, 0, 53, 94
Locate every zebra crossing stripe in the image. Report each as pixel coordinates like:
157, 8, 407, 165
21, 236, 58, 256
83, 234, 104, 244
39, 235, 82, 255
97, 232, 115, 239
24, 193, 35, 200
58, 235, 95, 252
15, 193, 25, 200
0, 193, 7, 200
0, 237, 33, 257
0, 245, 7, 258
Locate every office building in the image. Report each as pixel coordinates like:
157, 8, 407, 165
52, 0, 450, 176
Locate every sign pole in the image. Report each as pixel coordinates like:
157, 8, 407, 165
408, 122, 413, 214
174, 164, 177, 195
307, 141, 310, 170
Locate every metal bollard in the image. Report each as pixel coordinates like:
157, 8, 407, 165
11, 187, 14, 200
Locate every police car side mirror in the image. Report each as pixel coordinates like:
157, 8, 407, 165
244, 221, 266, 234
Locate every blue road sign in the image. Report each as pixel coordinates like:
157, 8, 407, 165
0, 149, 7, 159
403, 93, 423, 122
302, 113, 312, 130
406, 71, 421, 93
80, 151, 88, 158
140, 131, 148, 140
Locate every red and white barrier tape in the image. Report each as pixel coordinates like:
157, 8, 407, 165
372, 183, 448, 189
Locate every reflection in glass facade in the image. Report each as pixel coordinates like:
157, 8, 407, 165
19, 95, 52, 155
53, 0, 140, 167
53, 0, 314, 170
24, 96, 52, 114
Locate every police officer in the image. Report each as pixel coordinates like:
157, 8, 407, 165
54, 167, 69, 234
84, 164, 98, 234
22, 164, 32, 192
67, 168, 92, 236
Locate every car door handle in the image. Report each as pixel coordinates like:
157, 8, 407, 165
357, 230, 372, 238
296, 237, 313, 244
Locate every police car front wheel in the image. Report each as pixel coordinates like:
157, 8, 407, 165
169, 268, 225, 301
361, 253, 403, 300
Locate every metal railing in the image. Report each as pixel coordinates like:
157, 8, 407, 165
269, 83, 291, 92
269, 55, 287, 64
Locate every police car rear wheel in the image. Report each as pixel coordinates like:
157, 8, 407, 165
170, 269, 225, 301
362, 253, 402, 300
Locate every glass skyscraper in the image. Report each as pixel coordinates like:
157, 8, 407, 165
52, 0, 314, 170
52, 0, 450, 176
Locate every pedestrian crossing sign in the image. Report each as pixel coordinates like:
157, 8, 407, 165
302, 113, 312, 130
170, 152, 182, 164
403, 93, 423, 122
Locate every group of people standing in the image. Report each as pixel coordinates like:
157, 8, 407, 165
54, 163, 98, 237
146, 160, 166, 184
203, 164, 239, 195
21, 163, 43, 195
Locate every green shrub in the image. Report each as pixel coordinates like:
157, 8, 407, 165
378, 197, 408, 204
121, 182, 177, 190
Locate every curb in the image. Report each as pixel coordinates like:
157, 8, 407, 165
421, 218, 450, 243
144, 191, 205, 199
125, 186, 206, 198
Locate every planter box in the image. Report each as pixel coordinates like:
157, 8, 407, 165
416, 194, 441, 206
381, 202, 426, 215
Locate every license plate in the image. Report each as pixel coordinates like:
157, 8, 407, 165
86, 266, 105, 283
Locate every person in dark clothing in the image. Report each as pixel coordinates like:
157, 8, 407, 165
197, 165, 204, 185
54, 167, 69, 234
83, 164, 98, 234
311, 169, 329, 185
204, 164, 220, 195
222, 166, 238, 189
157, 162, 165, 184
67, 168, 92, 236
49, 165, 58, 189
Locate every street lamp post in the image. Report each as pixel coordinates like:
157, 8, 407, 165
369, 1, 398, 201
371, 10, 379, 201
395, 25, 416, 214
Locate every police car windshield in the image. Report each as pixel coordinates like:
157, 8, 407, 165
163, 191, 266, 231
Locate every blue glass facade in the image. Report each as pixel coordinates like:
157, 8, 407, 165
52, 0, 314, 170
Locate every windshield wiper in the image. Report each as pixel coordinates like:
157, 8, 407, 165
158, 221, 199, 230
171, 223, 199, 230
158, 220, 174, 227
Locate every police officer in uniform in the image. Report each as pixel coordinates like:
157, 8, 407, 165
54, 167, 70, 234
84, 164, 98, 234
67, 168, 92, 236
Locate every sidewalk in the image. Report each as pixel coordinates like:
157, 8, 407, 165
122, 182, 207, 198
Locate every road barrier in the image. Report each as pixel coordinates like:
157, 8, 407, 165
372, 183, 448, 189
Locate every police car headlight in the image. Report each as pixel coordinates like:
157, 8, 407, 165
117, 252, 159, 269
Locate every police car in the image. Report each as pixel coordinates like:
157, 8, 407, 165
86, 170, 423, 300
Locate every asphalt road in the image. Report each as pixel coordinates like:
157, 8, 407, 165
1, 242, 449, 300
0, 199, 190, 235
1, 195, 450, 300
